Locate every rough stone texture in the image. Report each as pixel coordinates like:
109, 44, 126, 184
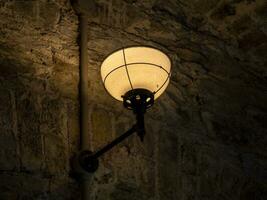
0, 0, 267, 199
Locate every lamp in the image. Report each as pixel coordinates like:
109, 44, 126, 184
78, 46, 171, 173
101, 46, 171, 102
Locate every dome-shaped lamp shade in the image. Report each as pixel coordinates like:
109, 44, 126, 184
101, 46, 171, 101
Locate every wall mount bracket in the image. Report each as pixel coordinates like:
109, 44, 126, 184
76, 89, 154, 173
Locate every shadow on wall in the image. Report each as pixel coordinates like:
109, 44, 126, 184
0, 42, 80, 199
0, 171, 80, 200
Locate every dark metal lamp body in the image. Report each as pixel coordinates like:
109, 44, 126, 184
79, 89, 154, 173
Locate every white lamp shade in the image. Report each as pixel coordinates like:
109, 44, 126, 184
100, 46, 171, 101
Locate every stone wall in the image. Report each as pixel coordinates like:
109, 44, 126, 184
0, 0, 267, 199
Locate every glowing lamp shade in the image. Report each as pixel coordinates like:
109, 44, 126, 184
100, 46, 171, 101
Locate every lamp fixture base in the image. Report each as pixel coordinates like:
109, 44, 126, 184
122, 89, 154, 141
122, 89, 154, 111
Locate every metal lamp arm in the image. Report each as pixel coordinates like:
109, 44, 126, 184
92, 107, 146, 159
79, 119, 145, 173
78, 89, 152, 173
92, 124, 137, 159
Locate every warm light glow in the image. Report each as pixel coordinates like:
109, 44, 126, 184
101, 46, 171, 101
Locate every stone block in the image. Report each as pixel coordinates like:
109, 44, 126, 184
241, 153, 267, 184
110, 181, 148, 200
48, 177, 80, 200
91, 106, 114, 149
180, 175, 197, 199
0, 133, 18, 170
12, 1, 60, 29
0, 174, 20, 200
44, 134, 68, 175
0, 173, 50, 200
158, 130, 178, 200
17, 91, 43, 171
0, 89, 18, 170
